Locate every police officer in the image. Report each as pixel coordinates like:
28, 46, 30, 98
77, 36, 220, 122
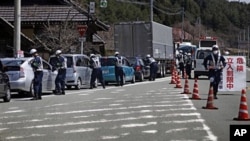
89, 54, 105, 89
114, 52, 124, 86
203, 45, 226, 99
145, 54, 158, 81
52, 50, 67, 95
29, 49, 43, 100
185, 52, 192, 79
177, 50, 185, 78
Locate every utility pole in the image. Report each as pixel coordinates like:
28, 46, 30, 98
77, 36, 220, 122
14, 0, 21, 57
150, 0, 153, 22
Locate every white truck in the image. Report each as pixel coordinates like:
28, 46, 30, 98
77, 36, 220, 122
194, 36, 218, 78
114, 21, 174, 77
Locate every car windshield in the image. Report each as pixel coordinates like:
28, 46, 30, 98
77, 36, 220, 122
196, 50, 212, 59
1, 59, 25, 71
50, 56, 73, 68
100, 58, 116, 66
1, 60, 25, 66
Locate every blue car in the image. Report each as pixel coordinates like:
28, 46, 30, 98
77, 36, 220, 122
100, 56, 135, 85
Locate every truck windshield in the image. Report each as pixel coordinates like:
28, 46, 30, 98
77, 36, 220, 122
196, 50, 212, 59
200, 41, 217, 47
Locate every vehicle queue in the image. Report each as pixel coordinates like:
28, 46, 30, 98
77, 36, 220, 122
0, 49, 160, 102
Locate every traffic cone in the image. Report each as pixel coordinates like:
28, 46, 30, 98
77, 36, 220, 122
202, 86, 218, 110
174, 74, 182, 88
169, 66, 176, 84
233, 89, 250, 121
190, 78, 201, 100
181, 75, 191, 94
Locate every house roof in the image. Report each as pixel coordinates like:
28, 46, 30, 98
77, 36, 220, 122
0, 0, 109, 31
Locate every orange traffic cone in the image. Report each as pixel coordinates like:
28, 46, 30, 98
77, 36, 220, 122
169, 67, 176, 84
190, 78, 201, 100
174, 74, 182, 88
181, 75, 191, 94
202, 86, 218, 110
234, 89, 250, 121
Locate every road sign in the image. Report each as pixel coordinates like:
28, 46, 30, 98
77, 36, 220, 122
89, 2, 95, 14
77, 25, 88, 37
100, 0, 107, 8
17, 50, 24, 58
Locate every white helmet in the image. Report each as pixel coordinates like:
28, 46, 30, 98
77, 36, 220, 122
90, 54, 95, 57
187, 53, 191, 56
179, 50, 183, 53
212, 45, 219, 50
30, 49, 37, 54
55, 50, 62, 55
115, 51, 119, 55
146, 54, 151, 58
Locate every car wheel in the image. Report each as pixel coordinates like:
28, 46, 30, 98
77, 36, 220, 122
75, 78, 81, 90
139, 73, 144, 82
131, 75, 135, 83
3, 86, 11, 102
29, 81, 35, 97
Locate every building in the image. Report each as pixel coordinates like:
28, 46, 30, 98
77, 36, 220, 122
0, 0, 109, 58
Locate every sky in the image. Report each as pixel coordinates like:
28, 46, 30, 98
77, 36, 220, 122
229, 0, 250, 3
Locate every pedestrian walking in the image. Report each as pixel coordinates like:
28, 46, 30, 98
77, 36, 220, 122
145, 54, 158, 81
29, 49, 43, 100
51, 50, 67, 95
177, 50, 185, 78
114, 52, 124, 86
185, 52, 192, 79
89, 54, 105, 89
203, 45, 226, 99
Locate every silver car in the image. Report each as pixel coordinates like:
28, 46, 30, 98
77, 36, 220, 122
0, 57, 57, 96
49, 54, 92, 89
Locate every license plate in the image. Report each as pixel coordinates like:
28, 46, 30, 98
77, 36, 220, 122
102, 70, 109, 74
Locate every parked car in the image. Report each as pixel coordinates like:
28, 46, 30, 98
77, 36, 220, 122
49, 54, 92, 90
127, 57, 150, 81
100, 56, 135, 85
0, 57, 57, 96
0, 69, 11, 102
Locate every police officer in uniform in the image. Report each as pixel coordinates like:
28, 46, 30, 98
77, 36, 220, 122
203, 45, 226, 99
177, 50, 185, 78
29, 49, 43, 100
185, 52, 192, 79
89, 54, 105, 89
52, 50, 67, 95
114, 52, 124, 86
145, 54, 158, 81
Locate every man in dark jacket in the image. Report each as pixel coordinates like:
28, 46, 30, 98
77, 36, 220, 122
203, 45, 226, 99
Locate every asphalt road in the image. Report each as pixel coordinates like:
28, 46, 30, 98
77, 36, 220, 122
0, 70, 250, 141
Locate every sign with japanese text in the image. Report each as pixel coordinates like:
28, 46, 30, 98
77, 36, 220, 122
219, 56, 246, 91
77, 25, 88, 37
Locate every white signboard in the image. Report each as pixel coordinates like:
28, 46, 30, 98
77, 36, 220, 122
219, 56, 246, 91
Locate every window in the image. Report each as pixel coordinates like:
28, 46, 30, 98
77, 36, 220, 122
43, 61, 51, 70
100, 58, 116, 66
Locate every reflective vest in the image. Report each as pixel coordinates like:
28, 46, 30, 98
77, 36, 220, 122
148, 57, 156, 64
56, 56, 67, 69
116, 56, 123, 67
208, 54, 223, 70
31, 56, 43, 71
92, 57, 101, 68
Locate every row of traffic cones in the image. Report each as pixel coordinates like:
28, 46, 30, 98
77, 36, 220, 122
169, 65, 250, 121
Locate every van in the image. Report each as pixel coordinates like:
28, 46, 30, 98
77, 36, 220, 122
193, 49, 212, 78
49, 54, 92, 89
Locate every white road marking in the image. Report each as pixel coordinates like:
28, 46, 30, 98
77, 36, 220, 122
3, 110, 25, 114
165, 128, 188, 134
64, 128, 99, 133
121, 122, 157, 128
5, 134, 46, 140
142, 130, 158, 134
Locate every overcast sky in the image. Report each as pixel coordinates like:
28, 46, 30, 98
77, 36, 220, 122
229, 0, 250, 3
